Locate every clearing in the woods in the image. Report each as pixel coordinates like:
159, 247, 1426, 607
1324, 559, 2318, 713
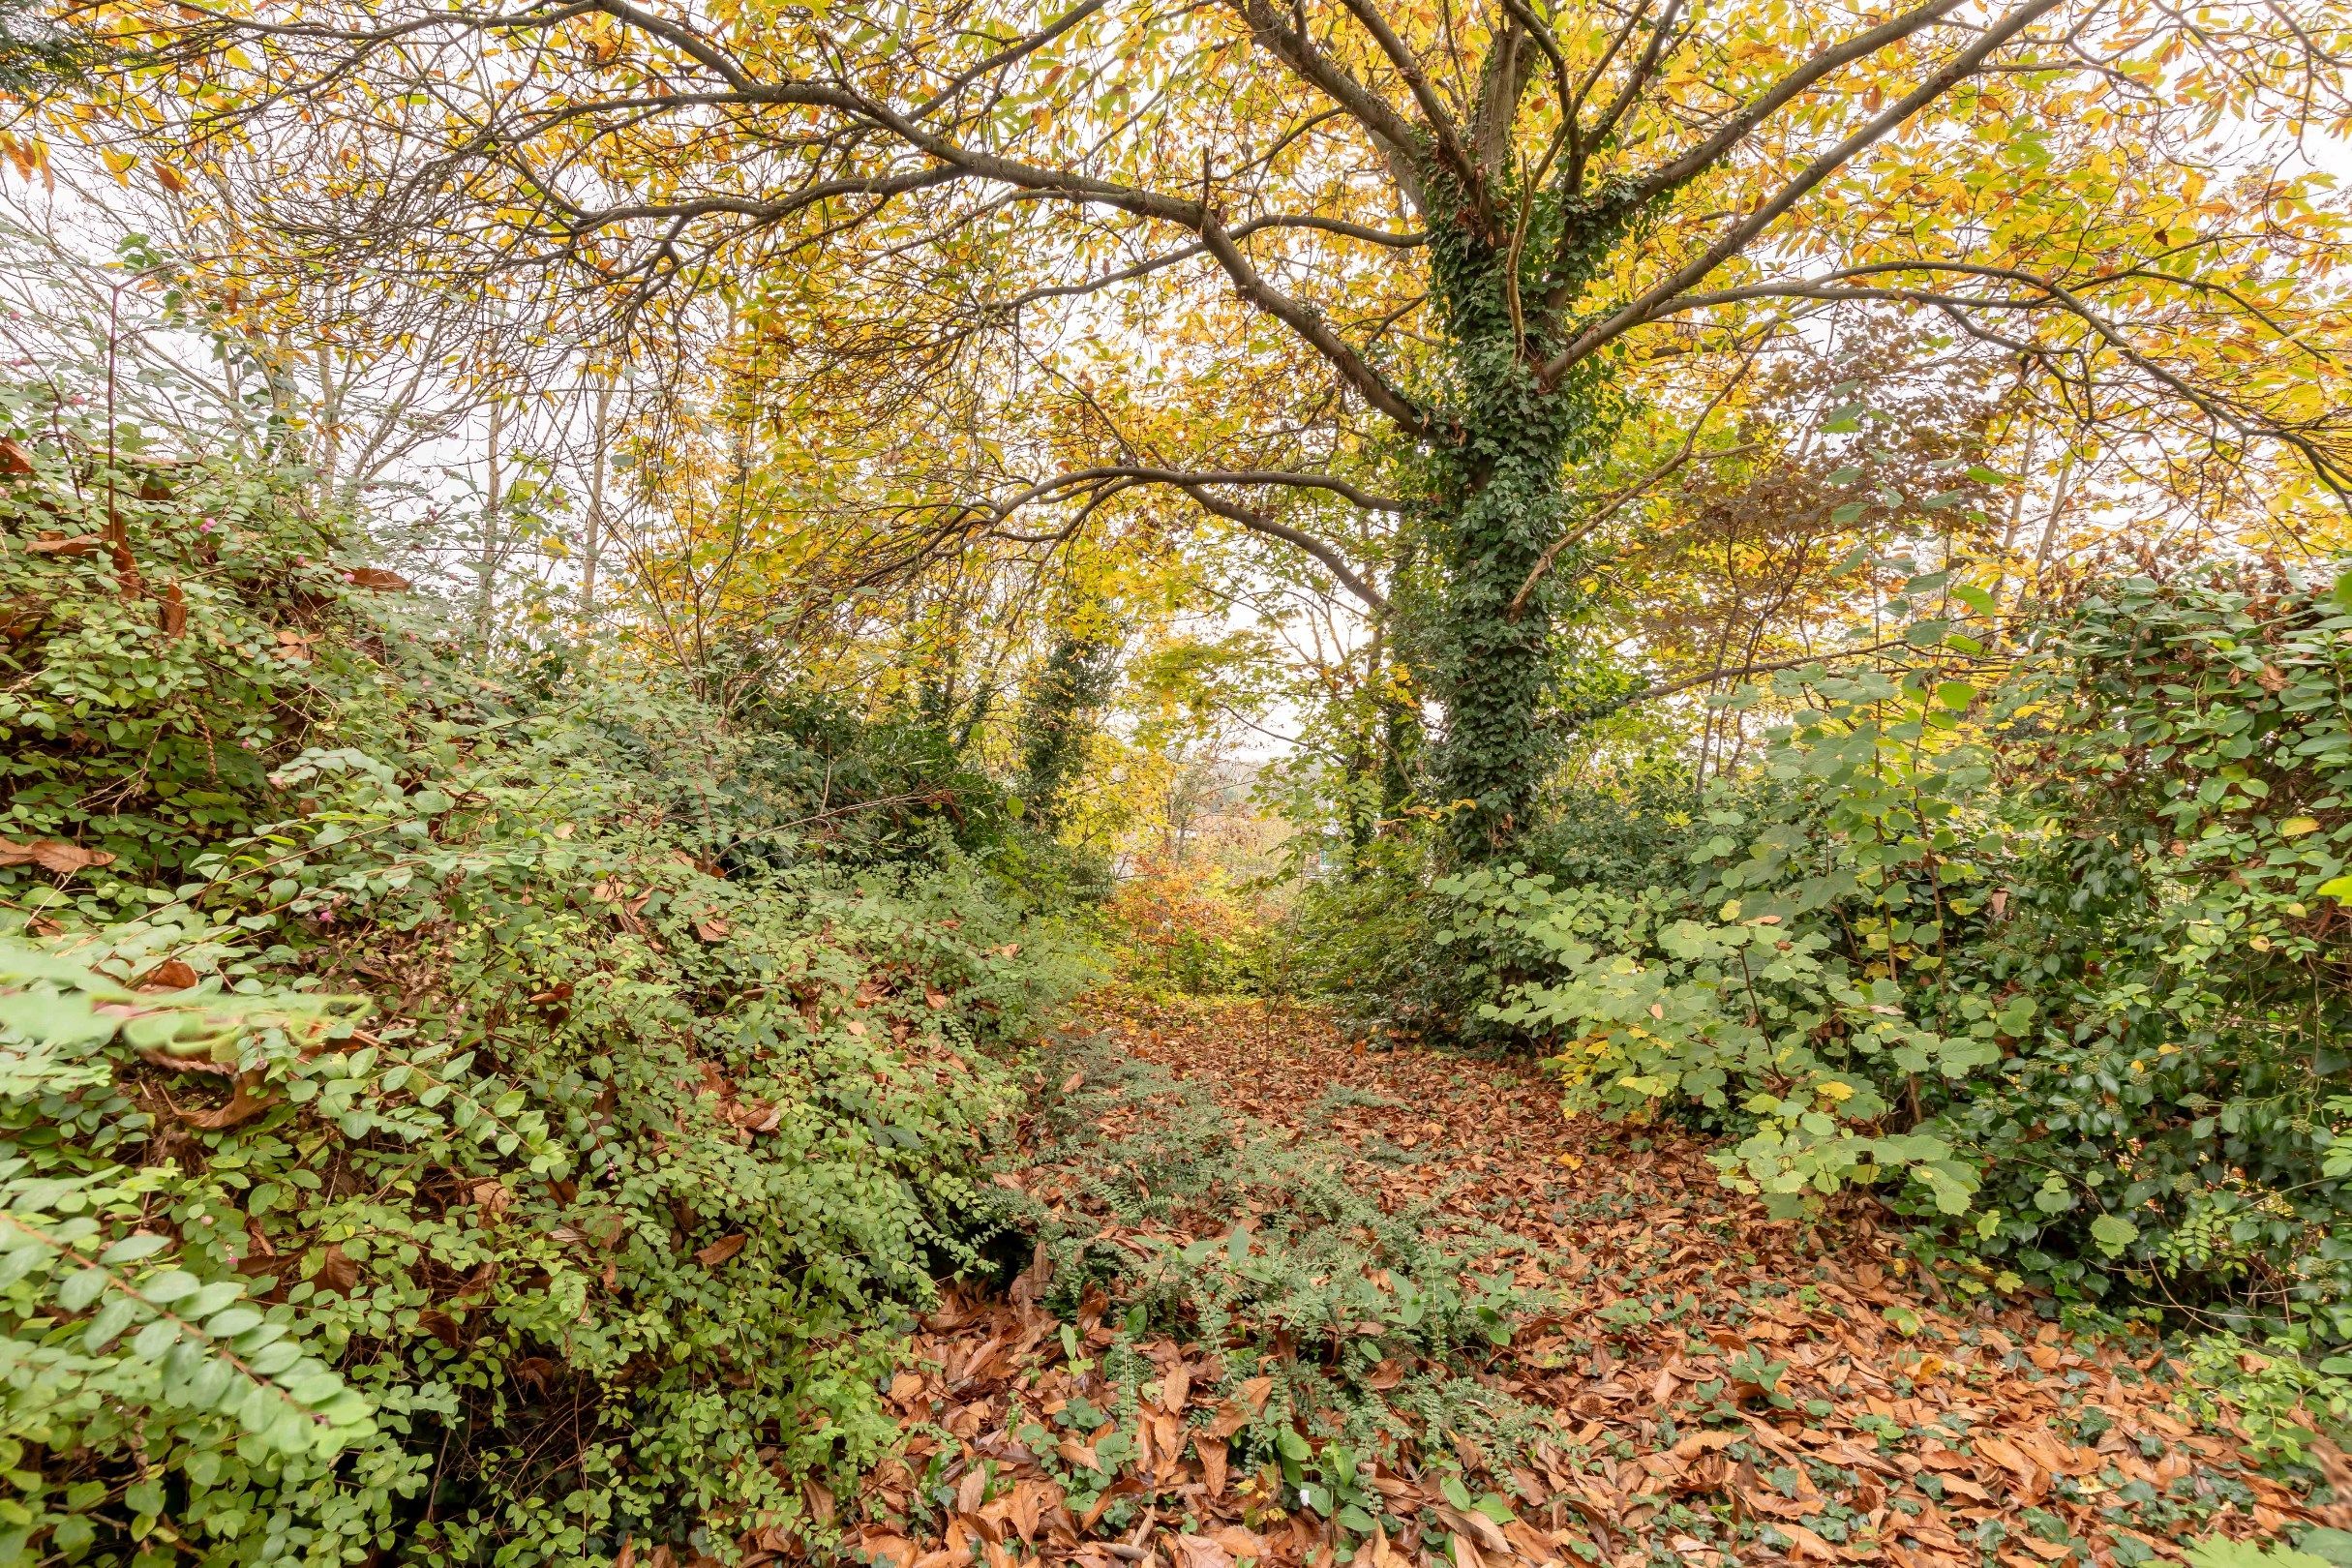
827, 997, 2337, 1568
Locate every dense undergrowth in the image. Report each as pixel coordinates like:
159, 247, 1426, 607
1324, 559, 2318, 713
1268, 560, 2352, 1402
0, 415, 1087, 1563
994, 1028, 1554, 1472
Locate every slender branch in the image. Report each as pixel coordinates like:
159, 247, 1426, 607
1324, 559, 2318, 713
1218, 0, 1429, 179
907, 0, 1112, 119
1571, 0, 1680, 184
1335, 0, 1480, 189
1507, 439, 1760, 618
1511, 347, 1764, 617
1580, 636, 1915, 721
1543, 0, 2064, 380
985, 212, 1424, 310
1195, 215, 1430, 432
1175, 484, 1389, 611
1612, 0, 1972, 210
987, 465, 1406, 515
1650, 260, 2352, 493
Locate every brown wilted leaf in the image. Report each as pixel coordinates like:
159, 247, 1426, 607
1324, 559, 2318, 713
0, 437, 34, 476
316, 1244, 361, 1295
1205, 1527, 1263, 1561
1201, 1401, 1251, 1440
0, 836, 118, 875
178, 1071, 275, 1130
696, 1233, 747, 1268
1196, 1435, 1226, 1497
26, 532, 99, 555
1173, 1535, 1232, 1568
344, 566, 412, 591
1771, 1522, 1839, 1561
136, 958, 199, 991
695, 917, 732, 942
1669, 1429, 1740, 1460
510, 1356, 560, 1391
728, 1099, 782, 1132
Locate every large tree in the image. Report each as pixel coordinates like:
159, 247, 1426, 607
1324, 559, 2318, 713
68, 0, 2352, 849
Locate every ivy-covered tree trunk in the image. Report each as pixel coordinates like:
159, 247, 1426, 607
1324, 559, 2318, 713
1017, 624, 1121, 829
1419, 182, 1628, 859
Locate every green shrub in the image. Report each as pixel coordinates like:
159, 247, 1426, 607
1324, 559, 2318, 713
0, 401, 1089, 1564
1432, 561, 2352, 1347
0, 417, 355, 891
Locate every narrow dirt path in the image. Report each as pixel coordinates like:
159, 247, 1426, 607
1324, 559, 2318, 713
826, 996, 2334, 1568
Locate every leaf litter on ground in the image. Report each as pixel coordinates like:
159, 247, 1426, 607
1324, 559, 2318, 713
801, 994, 2352, 1568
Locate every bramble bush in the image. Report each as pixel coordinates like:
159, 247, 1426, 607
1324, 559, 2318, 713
0, 401, 1087, 1564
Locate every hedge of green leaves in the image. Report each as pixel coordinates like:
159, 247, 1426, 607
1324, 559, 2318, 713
0, 423, 1084, 1563
1436, 560, 2352, 1349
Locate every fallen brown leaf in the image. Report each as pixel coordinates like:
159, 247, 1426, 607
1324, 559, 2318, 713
696, 1234, 748, 1267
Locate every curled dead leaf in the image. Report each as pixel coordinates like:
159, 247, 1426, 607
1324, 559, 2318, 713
1770, 1521, 1839, 1561
178, 1070, 275, 1131
316, 1243, 361, 1295
136, 958, 199, 991
0, 836, 117, 875
696, 1233, 747, 1268
26, 532, 100, 556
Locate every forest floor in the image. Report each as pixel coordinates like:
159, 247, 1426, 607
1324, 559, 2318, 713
825, 995, 2344, 1568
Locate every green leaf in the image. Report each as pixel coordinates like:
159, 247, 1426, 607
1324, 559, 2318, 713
0, 990, 119, 1045
2090, 1215, 2140, 1256
205, 1305, 266, 1340
84, 1293, 140, 1352
57, 1265, 108, 1312
141, 1268, 201, 1305
100, 1233, 171, 1265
